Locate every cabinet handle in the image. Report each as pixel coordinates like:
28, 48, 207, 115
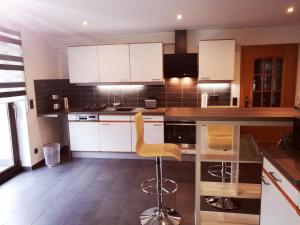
201, 77, 211, 80
262, 176, 270, 185
269, 172, 281, 182
143, 117, 152, 120
101, 124, 111, 126
153, 124, 162, 126
152, 78, 161, 81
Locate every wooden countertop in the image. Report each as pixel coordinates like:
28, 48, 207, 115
260, 146, 300, 190
165, 107, 300, 121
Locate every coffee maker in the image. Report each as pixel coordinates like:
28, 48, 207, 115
49, 94, 61, 112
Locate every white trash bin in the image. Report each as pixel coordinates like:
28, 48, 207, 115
43, 143, 60, 167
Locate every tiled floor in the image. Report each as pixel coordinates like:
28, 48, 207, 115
0, 158, 195, 225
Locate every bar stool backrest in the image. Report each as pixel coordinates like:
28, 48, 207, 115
134, 112, 145, 153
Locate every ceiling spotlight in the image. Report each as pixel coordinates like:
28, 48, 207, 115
287, 6, 295, 14
177, 14, 183, 20
82, 20, 88, 26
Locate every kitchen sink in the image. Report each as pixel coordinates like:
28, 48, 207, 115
114, 107, 135, 112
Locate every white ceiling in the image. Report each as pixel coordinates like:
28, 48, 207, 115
1, 0, 300, 36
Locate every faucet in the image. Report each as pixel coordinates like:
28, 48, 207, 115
113, 95, 121, 108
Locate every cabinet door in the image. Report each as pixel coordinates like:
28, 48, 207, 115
68, 46, 99, 83
131, 122, 164, 152
198, 40, 235, 81
98, 44, 130, 82
69, 122, 100, 151
260, 173, 298, 225
99, 122, 131, 152
130, 43, 163, 82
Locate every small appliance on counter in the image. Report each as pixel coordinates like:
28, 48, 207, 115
144, 97, 157, 109
49, 94, 62, 112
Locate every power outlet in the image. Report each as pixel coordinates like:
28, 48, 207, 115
34, 148, 38, 154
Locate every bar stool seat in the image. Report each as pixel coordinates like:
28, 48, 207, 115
134, 112, 181, 225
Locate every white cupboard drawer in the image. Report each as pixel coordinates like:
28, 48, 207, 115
131, 115, 164, 122
99, 115, 131, 121
263, 158, 299, 207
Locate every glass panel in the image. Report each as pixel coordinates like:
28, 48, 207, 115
253, 75, 262, 91
254, 59, 263, 75
0, 103, 14, 173
273, 58, 283, 92
263, 76, 272, 91
262, 92, 271, 107
264, 58, 273, 75
272, 92, 281, 107
274, 58, 283, 74
253, 92, 261, 107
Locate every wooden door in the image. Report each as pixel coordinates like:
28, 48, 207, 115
240, 44, 298, 107
240, 44, 298, 144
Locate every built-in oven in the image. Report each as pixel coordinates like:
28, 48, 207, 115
164, 121, 196, 150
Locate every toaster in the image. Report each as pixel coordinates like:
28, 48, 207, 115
144, 99, 157, 109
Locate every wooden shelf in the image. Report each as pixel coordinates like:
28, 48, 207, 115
200, 182, 261, 199
200, 211, 259, 225
200, 151, 238, 162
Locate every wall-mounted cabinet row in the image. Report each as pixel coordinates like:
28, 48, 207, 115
68, 40, 236, 84
68, 43, 163, 84
68, 115, 164, 152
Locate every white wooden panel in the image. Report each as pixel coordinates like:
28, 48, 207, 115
263, 158, 299, 206
131, 122, 164, 152
98, 44, 130, 82
100, 122, 131, 152
260, 173, 299, 225
198, 40, 235, 81
130, 43, 163, 82
68, 46, 99, 83
99, 115, 131, 121
68, 122, 100, 151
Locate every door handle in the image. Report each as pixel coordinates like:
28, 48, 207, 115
269, 172, 281, 182
244, 96, 249, 108
262, 176, 270, 185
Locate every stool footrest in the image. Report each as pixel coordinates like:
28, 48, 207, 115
141, 178, 178, 196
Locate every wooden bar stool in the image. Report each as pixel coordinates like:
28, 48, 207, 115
205, 125, 237, 210
134, 112, 182, 225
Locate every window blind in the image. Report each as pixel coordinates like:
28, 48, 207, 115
0, 27, 26, 99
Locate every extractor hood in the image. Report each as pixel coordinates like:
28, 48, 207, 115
164, 30, 198, 78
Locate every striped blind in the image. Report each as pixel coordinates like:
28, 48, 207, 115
0, 27, 26, 99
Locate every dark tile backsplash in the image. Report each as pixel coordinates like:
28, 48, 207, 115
34, 78, 231, 114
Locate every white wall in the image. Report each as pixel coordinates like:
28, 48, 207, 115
21, 28, 63, 166
54, 25, 300, 106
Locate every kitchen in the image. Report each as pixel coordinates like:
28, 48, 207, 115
0, 1, 300, 225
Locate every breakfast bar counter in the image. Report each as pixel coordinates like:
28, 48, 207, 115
164, 107, 300, 225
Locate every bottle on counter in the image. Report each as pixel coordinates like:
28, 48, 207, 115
64, 97, 69, 110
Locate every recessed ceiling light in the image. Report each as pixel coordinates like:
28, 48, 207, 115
177, 14, 183, 20
82, 20, 88, 26
287, 6, 295, 14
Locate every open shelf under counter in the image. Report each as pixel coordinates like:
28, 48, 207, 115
200, 211, 259, 225
200, 182, 261, 199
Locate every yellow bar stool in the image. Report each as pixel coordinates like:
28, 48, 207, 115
134, 112, 182, 225
205, 125, 237, 210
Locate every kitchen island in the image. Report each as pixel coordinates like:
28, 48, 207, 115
165, 107, 300, 225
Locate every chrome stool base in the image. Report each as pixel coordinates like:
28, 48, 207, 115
140, 207, 181, 225
205, 196, 237, 210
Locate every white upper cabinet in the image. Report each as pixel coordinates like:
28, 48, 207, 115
130, 43, 163, 82
98, 44, 130, 82
68, 46, 99, 83
198, 40, 235, 81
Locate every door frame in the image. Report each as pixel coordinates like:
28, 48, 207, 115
240, 44, 298, 108
0, 103, 22, 184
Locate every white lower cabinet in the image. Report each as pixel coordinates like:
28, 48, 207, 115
69, 122, 100, 151
260, 162, 300, 225
131, 116, 164, 152
99, 115, 131, 152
